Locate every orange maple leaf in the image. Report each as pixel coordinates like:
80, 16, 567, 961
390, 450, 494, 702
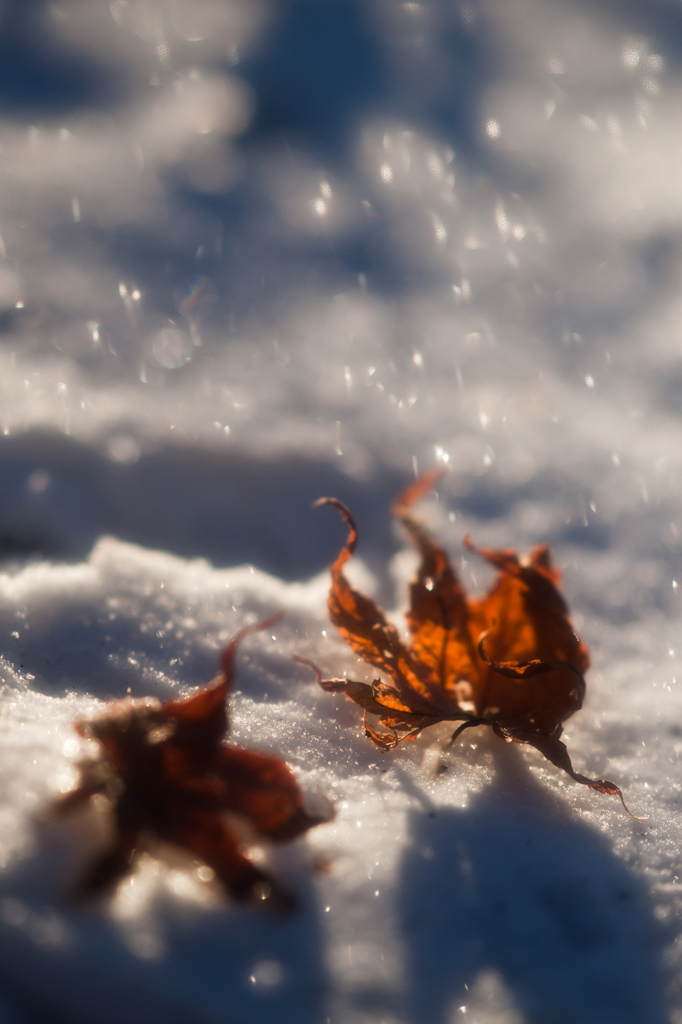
54, 614, 329, 909
297, 470, 634, 813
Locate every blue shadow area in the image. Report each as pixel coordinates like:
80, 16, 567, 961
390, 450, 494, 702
240, 0, 385, 163
0, 816, 327, 1024
0, 430, 404, 578
398, 741, 670, 1024
0, 0, 121, 116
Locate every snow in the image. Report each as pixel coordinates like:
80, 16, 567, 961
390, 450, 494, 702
0, 0, 681, 1020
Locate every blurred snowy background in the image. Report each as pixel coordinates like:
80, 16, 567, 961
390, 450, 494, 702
0, 0, 681, 1021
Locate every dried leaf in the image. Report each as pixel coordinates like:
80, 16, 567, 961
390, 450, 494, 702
54, 614, 330, 908
301, 471, 637, 814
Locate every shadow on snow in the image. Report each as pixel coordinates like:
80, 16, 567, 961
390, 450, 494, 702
398, 740, 670, 1024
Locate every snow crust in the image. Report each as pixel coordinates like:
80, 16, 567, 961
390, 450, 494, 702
0, 0, 681, 1021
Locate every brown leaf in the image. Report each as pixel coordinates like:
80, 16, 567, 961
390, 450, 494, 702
54, 614, 331, 908
303, 473, 638, 815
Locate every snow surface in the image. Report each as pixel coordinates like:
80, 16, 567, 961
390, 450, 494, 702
0, 0, 681, 1021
